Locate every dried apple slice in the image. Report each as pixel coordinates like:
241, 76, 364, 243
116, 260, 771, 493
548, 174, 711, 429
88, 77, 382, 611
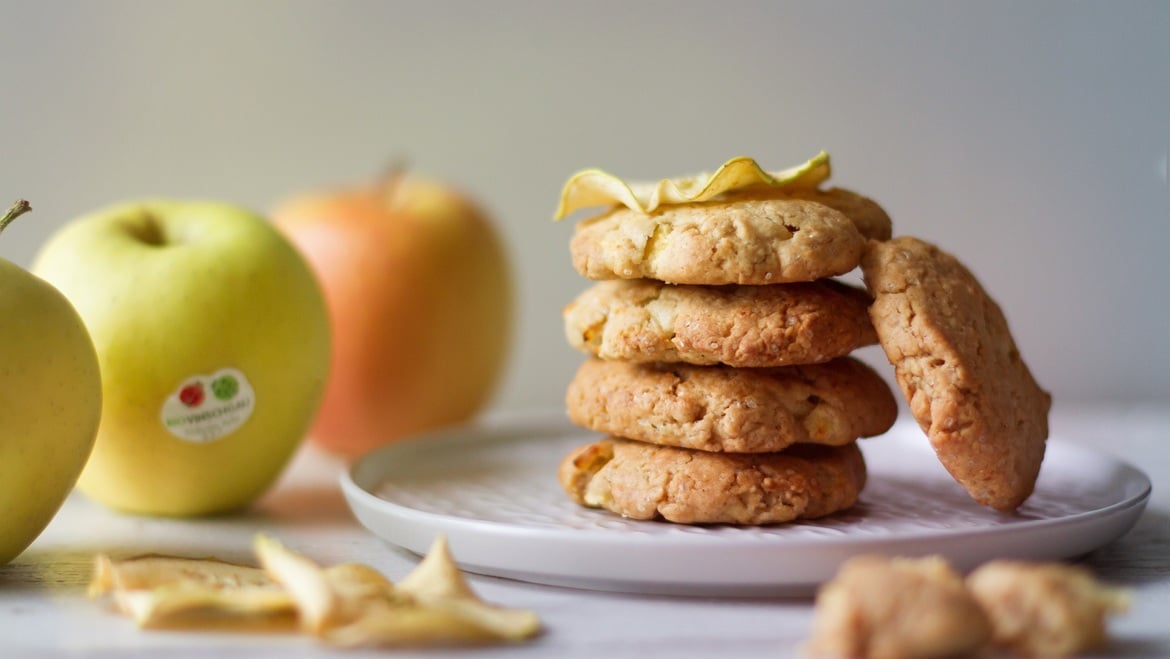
252, 535, 343, 633
323, 562, 397, 603
324, 536, 540, 647
325, 597, 541, 647
554, 151, 831, 219
255, 533, 539, 647
396, 534, 479, 601
90, 535, 540, 647
88, 554, 296, 628
395, 536, 540, 639
253, 534, 400, 633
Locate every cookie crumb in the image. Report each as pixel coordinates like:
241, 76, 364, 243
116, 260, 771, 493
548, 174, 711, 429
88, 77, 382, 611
967, 560, 1129, 657
804, 555, 991, 659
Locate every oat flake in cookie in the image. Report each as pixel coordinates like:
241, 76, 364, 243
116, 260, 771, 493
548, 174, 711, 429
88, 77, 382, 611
861, 236, 1051, 512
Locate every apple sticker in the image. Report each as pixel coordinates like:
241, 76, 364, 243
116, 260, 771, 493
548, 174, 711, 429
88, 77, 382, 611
161, 368, 255, 443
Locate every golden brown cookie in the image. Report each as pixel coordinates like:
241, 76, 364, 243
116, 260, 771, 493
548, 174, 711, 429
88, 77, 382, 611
563, 279, 877, 367
722, 186, 893, 241
558, 439, 866, 525
569, 198, 865, 285
805, 555, 992, 659
861, 237, 1051, 512
796, 187, 893, 241
967, 561, 1129, 657
565, 357, 897, 453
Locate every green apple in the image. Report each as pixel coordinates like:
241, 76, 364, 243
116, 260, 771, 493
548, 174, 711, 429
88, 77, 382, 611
32, 199, 330, 517
0, 200, 102, 563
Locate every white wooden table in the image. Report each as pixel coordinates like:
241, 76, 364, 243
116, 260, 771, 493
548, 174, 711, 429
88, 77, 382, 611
3, 404, 1167, 658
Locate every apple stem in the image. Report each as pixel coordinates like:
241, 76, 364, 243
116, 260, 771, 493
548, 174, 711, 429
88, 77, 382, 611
379, 160, 409, 205
0, 199, 32, 236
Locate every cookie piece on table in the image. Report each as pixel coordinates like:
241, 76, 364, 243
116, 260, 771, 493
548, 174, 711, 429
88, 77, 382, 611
563, 278, 877, 368
569, 198, 865, 285
861, 236, 1051, 512
805, 555, 992, 659
565, 357, 897, 453
558, 439, 866, 525
967, 560, 1129, 657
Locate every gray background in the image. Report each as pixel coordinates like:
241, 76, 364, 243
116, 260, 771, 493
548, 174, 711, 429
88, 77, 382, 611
1, 1, 1167, 415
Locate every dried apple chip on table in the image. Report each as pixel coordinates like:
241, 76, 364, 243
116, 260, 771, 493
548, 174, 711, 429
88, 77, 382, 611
88, 534, 541, 647
88, 554, 296, 628
553, 151, 830, 219
252, 535, 352, 634
351, 535, 542, 646
258, 534, 541, 647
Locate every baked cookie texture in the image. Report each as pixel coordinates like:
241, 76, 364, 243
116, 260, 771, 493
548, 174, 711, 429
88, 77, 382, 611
722, 186, 894, 242
805, 555, 992, 659
565, 357, 898, 453
861, 236, 1051, 512
570, 197, 866, 285
563, 279, 877, 367
558, 438, 866, 525
793, 187, 893, 242
967, 561, 1130, 657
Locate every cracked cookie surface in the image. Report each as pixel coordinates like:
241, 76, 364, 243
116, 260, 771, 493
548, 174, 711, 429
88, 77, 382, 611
563, 278, 877, 367
566, 357, 897, 453
722, 186, 893, 242
861, 236, 1051, 512
557, 438, 866, 524
569, 197, 866, 284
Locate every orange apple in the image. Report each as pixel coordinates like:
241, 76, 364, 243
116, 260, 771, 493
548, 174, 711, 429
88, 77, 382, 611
272, 172, 512, 457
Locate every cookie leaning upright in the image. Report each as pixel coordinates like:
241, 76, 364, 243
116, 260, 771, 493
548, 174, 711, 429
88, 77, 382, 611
861, 237, 1051, 512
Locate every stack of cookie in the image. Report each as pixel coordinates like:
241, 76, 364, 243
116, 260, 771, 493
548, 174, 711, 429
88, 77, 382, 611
557, 187, 900, 525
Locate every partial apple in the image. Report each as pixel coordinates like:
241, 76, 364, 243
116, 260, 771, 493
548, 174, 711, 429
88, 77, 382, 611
273, 172, 512, 457
0, 200, 102, 563
32, 200, 330, 517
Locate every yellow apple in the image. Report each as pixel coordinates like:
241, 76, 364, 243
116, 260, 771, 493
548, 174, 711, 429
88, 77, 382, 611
273, 172, 512, 457
0, 200, 102, 563
32, 200, 330, 516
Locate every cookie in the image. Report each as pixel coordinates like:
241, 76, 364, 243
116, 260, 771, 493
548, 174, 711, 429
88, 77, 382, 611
792, 187, 893, 242
861, 236, 1051, 512
805, 555, 992, 659
967, 561, 1129, 657
723, 186, 893, 242
565, 357, 897, 453
558, 439, 866, 525
569, 197, 865, 285
563, 278, 877, 367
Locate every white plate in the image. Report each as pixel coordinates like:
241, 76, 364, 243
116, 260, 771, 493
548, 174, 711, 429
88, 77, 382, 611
340, 412, 1150, 597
